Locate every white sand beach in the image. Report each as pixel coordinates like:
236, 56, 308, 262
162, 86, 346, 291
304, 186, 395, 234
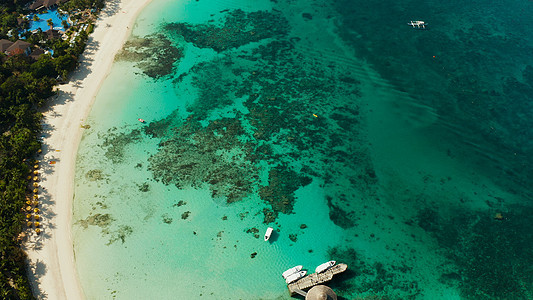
24, 0, 153, 298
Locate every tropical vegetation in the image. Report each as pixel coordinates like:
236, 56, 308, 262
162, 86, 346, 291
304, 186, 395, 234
0, 0, 102, 298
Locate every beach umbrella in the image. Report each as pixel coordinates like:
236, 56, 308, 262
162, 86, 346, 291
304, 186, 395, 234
33, 176, 39, 181
33, 188, 39, 193
26, 214, 32, 219
26, 200, 31, 205
34, 222, 40, 227
32, 201, 39, 206
33, 170, 38, 175
38, 149, 42, 153
26, 206, 32, 212
34, 208, 39, 213
35, 228, 41, 234
27, 175, 32, 180
305, 285, 337, 300
34, 215, 40, 220
27, 221, 33, 227
33, 195, 38, 199
33, 182, 39, 187
34, 164, 39, 169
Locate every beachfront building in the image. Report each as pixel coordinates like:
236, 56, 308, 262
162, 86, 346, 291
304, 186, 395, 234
29, 0, 68, 11
5, 40, 32, 56
0, 38, 46, 60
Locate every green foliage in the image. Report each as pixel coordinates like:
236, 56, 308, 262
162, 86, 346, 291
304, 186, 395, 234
62, 0, 106, 11
0, 1, 104, 298
30, 55, 57, 78
53, 54, 77, 73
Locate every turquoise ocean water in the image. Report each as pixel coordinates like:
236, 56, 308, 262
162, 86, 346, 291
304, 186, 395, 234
72, 0, 533, 299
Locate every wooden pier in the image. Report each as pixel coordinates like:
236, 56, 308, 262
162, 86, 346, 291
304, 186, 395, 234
287, 263, 348, 297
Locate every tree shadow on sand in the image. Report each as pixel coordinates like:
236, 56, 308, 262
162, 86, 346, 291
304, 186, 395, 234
98, 0, 122, 19
27, 259, 49, 300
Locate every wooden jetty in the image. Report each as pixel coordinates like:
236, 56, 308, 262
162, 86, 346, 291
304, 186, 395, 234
287, 263, 348, 297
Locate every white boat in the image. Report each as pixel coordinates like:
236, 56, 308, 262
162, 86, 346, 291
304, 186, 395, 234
264, 227, 274, 241
407, 20, 427, 28
315, 260, 336, 273
285, 270, 307, 284
282, 265, 303, 279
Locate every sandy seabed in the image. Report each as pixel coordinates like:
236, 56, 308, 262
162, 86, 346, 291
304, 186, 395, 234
23, 0, 153, 298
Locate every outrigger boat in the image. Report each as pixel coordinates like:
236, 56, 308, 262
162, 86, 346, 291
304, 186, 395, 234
407, 20, 427, 28
315, 260, 336, 273
285, 270, 307, 284
282, 265, 303, 279
264, 227, 274, 241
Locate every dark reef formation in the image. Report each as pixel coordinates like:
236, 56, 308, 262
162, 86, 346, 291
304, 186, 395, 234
163, 9, 289, 52
327, 247, 420, 299
139, 8, 366, 222
259, 165, 311, 216
148, 117, 257, 203
415, 205, 533, 299
99, 127, 142, 164
115, 34, 184, 78
76, 212, 133, 245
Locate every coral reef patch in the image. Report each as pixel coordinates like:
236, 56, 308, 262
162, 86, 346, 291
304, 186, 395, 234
99, 128, 142, 164
327, 246, 420, 299
415, 205, 533, 299
163, 9, 289, 52
143, 7, 367, 223
115, 34, 184, 79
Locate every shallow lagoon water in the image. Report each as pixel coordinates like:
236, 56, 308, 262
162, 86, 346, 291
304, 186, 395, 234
73, 0, 533, 299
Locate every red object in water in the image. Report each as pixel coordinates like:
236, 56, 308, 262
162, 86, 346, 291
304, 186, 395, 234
138, 118, 145, 123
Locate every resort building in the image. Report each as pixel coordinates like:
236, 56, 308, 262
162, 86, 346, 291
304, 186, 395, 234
29, 48, 45, 60
29, 0, 67, 10
0, 39, 14, 52
45, 29, 62, 40
5, 40, 32, 56
0, 39, 46, 60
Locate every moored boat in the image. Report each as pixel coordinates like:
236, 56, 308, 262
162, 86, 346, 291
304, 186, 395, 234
282, 265, 303, 279
285, 270, 307, 284
264, 227, 274, 241
138, 118, 145, 123
315, 260, 336, 273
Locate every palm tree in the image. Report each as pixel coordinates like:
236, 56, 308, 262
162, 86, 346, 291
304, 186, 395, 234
33, 15, 40, 22
47, 18, 53, 30
61, 20, 69, 29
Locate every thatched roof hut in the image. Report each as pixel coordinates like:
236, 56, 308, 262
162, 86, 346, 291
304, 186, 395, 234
305, 285, 337, 300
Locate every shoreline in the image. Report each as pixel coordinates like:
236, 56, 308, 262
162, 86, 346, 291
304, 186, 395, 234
24, 0, 153, 298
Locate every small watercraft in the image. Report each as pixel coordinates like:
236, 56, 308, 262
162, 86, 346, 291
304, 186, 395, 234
407, 20, 427, 28
285, 270, 307, 284
315, 260, 336, 273
138, 118, 145, 123
264, 227, 274, 241
282, 265, 303, 279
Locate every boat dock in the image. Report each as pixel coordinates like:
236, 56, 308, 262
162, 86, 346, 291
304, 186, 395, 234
287, 263, 348, 297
